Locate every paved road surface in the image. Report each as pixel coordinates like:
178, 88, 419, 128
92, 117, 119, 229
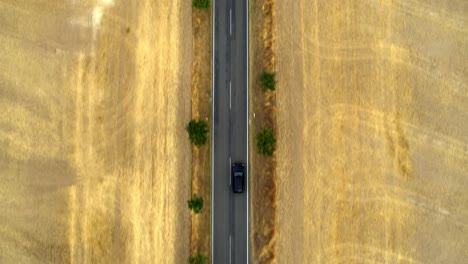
212, 0, 249, 263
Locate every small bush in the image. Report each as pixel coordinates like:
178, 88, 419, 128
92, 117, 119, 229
186, 119, 209, 146
260, 71, 276, 91
188, 251, 206, 264
256, 128, 276, 156
192, 0, 210, 9
187, 195, 204, 214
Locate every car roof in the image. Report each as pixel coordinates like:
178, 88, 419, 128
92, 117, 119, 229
234, 175, 243, 191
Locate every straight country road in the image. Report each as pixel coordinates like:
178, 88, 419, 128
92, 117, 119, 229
212, 0, 249, 263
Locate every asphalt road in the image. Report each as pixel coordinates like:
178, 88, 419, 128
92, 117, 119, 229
212, 0, 249, 263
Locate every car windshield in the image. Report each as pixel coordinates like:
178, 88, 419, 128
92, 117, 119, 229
234, 172, 243, 177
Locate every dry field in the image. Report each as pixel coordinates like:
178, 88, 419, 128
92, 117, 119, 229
276, 0, 467, 263
0, 0, 192, 263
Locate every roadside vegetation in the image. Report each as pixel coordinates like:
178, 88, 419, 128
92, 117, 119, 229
192, 0, 210, 9
188, 195, 204, 214
260, 71, 276, 91
256, 128, 276, 156
186, 119, 209, 146
187, 251, 207, 264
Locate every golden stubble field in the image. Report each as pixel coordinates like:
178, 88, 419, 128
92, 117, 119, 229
276, 0, 467, 263
0, 0, 192, 263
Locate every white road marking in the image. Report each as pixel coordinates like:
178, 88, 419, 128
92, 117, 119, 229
229, 81, 232, 109
230, 157, 232, 185
230, 9, 232, 36
229, 235, 232, 264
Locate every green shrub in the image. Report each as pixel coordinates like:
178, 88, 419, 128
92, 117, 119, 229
192, 0, 210, 9
188, 251, 206, 264
187, 195, 204, 214
186, 119, 209, 146
260, 71, 276, 91
256, 128, 276, 156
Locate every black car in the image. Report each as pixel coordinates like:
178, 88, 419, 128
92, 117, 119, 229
231, 163, 245, 193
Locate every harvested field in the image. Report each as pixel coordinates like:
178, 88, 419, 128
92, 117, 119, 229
0, 0, 192, 263
276, 0, 468, 263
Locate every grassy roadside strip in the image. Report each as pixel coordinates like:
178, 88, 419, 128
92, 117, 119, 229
249, 0, 278, 263
189, 4, 212, 263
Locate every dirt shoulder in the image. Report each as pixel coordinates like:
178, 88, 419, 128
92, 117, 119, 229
190, 5, 213, 263
249, 0, 278, 263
